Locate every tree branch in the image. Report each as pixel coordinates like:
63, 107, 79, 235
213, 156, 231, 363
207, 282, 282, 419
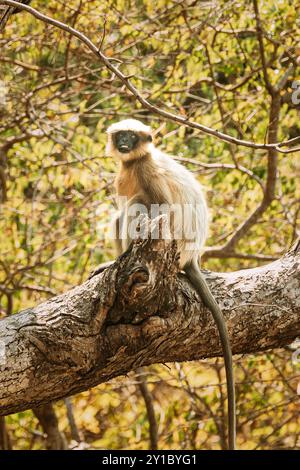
252, 0, 274, 95
0, 0, 299, 153
136, 368, 158, 450
32, 403, 67, 450
0, 232, 299, 417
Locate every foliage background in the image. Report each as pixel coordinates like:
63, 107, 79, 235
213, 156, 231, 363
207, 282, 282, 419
0, 0, 299, 450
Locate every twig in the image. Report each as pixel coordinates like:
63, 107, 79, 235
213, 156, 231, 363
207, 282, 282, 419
252, 0, 274, 95
0, 0, 299, 153
64, 397, 81, 443
136, 368, 158, 450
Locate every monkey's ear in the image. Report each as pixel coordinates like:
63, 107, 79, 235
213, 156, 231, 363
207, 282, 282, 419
147, 135, 153, 142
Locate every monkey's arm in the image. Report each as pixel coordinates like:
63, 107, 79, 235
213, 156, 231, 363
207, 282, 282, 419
114, 210, 125, 256
89, 195, 146, 279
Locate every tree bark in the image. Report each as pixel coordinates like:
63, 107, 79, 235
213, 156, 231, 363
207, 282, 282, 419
0, 233, 299, 416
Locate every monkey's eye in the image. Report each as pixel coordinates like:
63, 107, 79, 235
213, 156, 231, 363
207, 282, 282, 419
116, 131, 138, 141
128, 132, 139, 143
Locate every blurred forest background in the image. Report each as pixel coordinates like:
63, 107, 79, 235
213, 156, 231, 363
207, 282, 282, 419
0, 0, 299, 450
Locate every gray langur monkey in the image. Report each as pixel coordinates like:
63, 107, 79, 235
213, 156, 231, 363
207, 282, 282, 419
105, 118, 236, 450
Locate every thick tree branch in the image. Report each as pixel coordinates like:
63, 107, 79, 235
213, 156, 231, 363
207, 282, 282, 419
0, 231, 299, 417
0, 0, 299, 153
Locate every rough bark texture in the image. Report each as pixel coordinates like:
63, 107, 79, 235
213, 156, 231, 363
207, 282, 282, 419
0, 231, 299, 416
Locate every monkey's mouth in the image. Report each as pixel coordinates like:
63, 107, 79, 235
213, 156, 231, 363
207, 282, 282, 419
118, 145, 131, 153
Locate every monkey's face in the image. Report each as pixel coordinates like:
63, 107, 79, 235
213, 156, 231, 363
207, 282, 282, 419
106, 121, 153, 161
113, 131, 140, 153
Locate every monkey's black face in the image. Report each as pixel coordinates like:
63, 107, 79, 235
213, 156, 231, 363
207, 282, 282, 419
114, 131, 140, 153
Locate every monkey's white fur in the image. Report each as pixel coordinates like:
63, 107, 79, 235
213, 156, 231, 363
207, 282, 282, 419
107, 119, 152, 135
107, 119, 209, 268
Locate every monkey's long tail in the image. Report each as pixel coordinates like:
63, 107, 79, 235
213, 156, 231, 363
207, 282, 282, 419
185, 258, 236, 450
